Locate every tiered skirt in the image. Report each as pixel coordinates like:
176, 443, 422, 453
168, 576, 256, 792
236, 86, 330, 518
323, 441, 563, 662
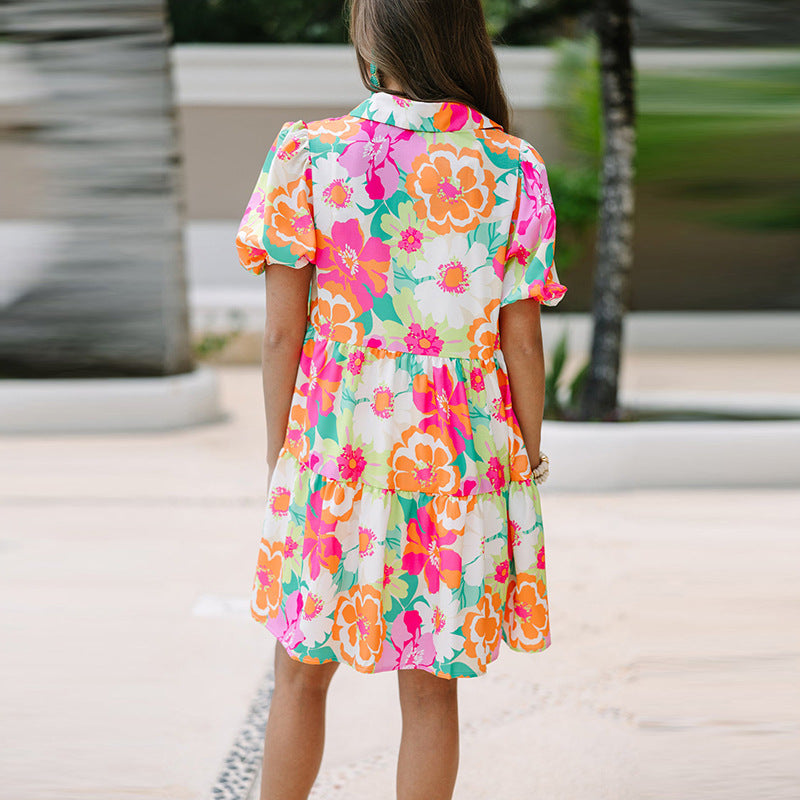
251, 330, 551, 678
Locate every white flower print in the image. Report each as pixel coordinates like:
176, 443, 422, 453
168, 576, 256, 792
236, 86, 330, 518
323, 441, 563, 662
297, 569, 339, 647
312, 151, 373, 234
413, 236, 491, 328
412, 589, 465, 663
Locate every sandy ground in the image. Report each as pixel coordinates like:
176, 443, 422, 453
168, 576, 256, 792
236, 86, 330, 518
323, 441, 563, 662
1, 365, 798, 800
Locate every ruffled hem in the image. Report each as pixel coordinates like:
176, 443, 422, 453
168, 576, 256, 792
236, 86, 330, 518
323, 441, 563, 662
251, 448, 551, 679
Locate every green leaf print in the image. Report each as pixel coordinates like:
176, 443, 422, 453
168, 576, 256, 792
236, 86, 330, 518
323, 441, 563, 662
380, 200, 430, 269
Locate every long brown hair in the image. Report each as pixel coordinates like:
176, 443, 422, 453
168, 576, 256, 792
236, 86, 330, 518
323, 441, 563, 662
348, 0, 511, 132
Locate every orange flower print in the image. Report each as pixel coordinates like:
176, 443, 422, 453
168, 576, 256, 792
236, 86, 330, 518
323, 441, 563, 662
317, 479, 362, 525
475, 127, 522, 159
268, 486, 291, 518
331, 584, 386, 670
251, 540, 284, 623
310, 293, 365, 345
236, 226, 268, 274
283, 399, 310, 463
306, 115, 362, 144
264, 177, 315, 259
322, 178, 353, 210
436, 259, 470, 294
359, 526, 376, 557
463, 589, 503, 666
406, 143, 496, 234
389, 426, 460, 494
370, 385, 394, 418
467, 300, 499, 360
506, 425, 533, 482
504, 573, 549, 650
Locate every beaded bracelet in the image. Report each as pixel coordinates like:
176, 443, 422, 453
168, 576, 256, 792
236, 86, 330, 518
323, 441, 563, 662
532, 451, 550, 485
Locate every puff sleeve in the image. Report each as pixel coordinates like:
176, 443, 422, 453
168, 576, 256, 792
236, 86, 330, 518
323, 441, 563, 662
235, 120, 316, 274
500, 143, 567, 307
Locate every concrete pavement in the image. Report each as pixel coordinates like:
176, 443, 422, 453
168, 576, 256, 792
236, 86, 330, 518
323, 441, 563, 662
1, 365, 798, 800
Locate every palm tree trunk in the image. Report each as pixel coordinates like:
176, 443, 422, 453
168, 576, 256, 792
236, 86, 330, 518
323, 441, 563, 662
579, 0, 636, 420
0, 0, 193, 377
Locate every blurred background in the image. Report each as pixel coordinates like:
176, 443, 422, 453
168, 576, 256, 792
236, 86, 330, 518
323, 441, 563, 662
1, 2, 798, 800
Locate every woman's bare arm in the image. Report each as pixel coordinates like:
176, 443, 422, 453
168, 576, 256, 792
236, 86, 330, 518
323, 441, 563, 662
262, 263, 313, 479
498, 299, 545, 466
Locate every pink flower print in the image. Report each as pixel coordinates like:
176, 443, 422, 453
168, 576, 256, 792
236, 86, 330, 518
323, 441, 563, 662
507, 240, 531, 266
470, 367, 485, 393
383, 562, 395, 587
402, 506, 462, 594
431, 605, 447, 635
337, 444, 367, 481
404, 323, 444, 356
347, 350, 366, 375
285, 425, 304, 453
433, 102, 486, 132
284, 536, 299, 559
244, 187, 265, 217
298, 338, 343, 427
303, 491, 343, 580
487, 457, 506, 491
491, 396, 510, 422
539, 276, 565, 303
411, 365, 470, 454
436, 259, 470, 294
370, 385, 394, 419
366, 335, 386, 349
292, 211, 314, 240
322, 178, 353, 209
269, 589, 306, 650
398, 226, 423, 253
516, 159, 556, 243
508, 520, 522, 550
537, 545, 545, 570
492, 252, 505, 279
521, 158, 551, 217
339, 120, 424, 199
393, 96, 412, 108
316, 218, 391, 311
377, 610, 436, 671
494, 559, 510, 583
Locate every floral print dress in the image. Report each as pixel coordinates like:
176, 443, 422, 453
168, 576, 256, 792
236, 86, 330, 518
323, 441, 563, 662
235, 91, 567, 679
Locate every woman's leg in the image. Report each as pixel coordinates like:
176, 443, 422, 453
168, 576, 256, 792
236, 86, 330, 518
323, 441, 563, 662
396, 668, 460, 800
259, 641, 339, 800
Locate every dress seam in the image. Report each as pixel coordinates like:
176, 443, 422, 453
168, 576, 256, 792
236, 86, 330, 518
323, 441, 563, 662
279, 445, 534, 498
306, 321, 501, 363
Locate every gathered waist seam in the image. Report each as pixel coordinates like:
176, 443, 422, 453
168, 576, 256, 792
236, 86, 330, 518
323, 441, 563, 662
305, 320, 501, 363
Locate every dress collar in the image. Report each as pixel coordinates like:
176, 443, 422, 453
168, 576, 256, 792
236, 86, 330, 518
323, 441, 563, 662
349, 91, 502, 132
